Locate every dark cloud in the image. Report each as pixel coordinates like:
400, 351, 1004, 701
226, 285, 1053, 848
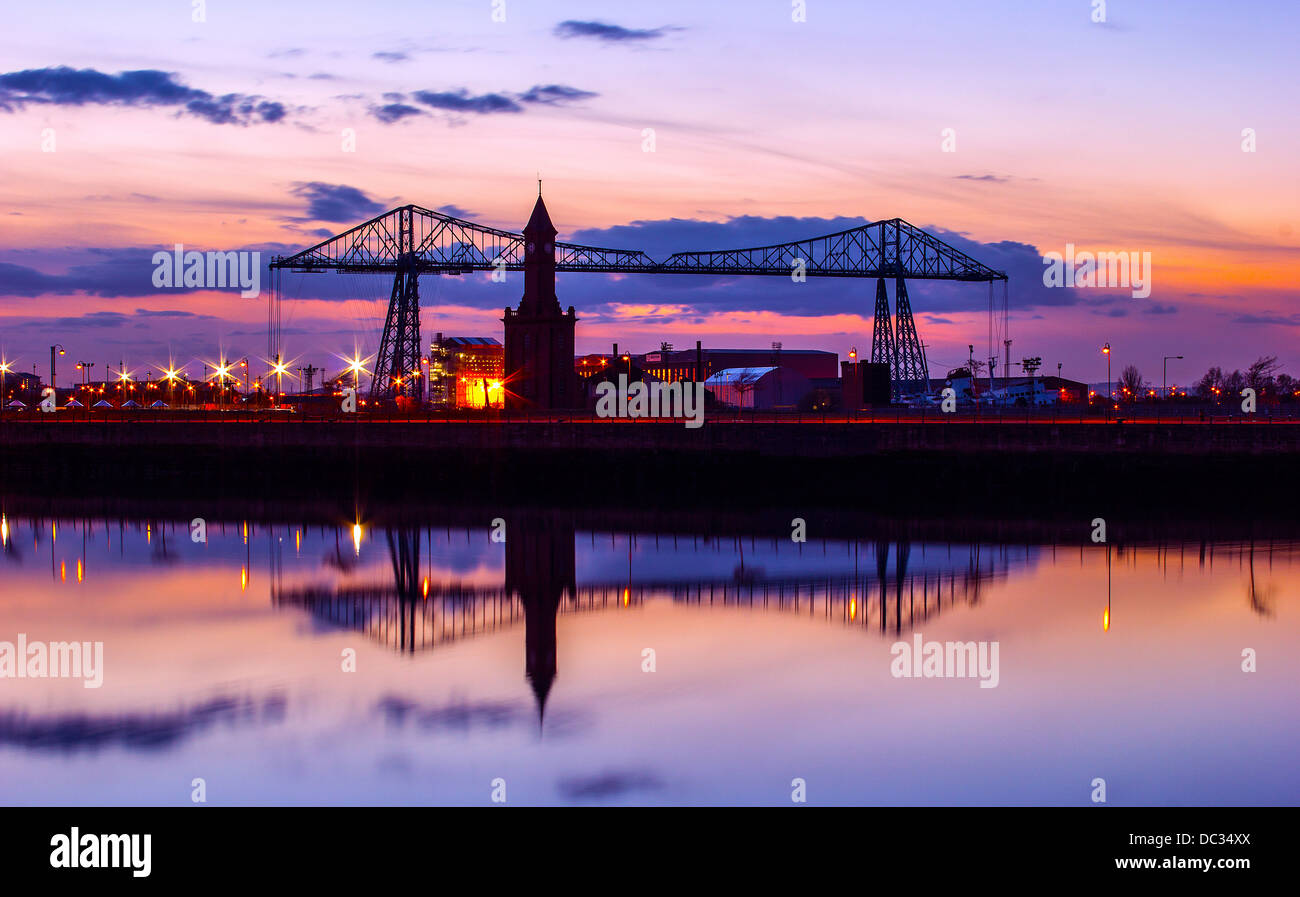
372, 51, 409, 63
953, 174, 1010, 183
1143, 303, 1178, 315
518, 84, 599, 105
371, 102, 424, 123
0, 66, 288, 125
1232, 313, 1300, 326
371, 84, 597, 123
52, 311, 128, 328
0, 243, 293, 301
133, 308, 207, 318
0, 251, 157, 298
290, 182, 386, 222
410, 88, 522, 114
554, 20, 675, 42
436, 205, 474, 219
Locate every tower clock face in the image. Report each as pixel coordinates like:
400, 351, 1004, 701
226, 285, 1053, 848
527, 242, 535, 252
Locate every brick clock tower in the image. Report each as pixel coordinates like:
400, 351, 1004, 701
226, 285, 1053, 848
503, 192, 579, 410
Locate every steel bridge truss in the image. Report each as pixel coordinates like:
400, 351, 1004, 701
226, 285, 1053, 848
269, 205, 1008, 399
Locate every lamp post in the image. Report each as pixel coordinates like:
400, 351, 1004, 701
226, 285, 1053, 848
162, 365, 182, 408
50, 344, 66, 397
0, 358, 10, 408
1102, 343, 1111, 419
1163, 354, 1183, 399
114, 365, 131, 407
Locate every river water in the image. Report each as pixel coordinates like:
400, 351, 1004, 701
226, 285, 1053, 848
0, 510, 1295, 805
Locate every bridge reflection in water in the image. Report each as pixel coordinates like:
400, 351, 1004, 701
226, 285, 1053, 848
273, 512, 1004, 722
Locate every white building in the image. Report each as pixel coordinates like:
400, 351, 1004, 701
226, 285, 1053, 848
704, 366, 811, 410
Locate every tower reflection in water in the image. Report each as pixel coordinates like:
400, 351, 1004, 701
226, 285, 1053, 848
274, 515, 1007, 727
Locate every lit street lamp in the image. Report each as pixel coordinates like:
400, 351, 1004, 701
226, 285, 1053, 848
50, 344, 66, 396
161, 364, 183, 407
1163, 354, 1183, 399
1102, 343, 1111, 419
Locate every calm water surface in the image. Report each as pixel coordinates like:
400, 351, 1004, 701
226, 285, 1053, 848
0, 510, 1295, 805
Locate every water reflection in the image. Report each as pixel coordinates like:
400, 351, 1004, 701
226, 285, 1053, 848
0, 507, 1296, 805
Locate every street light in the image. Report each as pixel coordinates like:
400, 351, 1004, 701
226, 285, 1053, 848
1102, 343, 1111, 419
1163, 354, 1183, 399
213, 359, 234, 410
0, 358, 11, 407
50, 344, 65, 395
161, 364, 183, 407
114, 364, 132, 407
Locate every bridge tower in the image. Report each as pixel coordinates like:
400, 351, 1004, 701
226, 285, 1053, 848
891, 278, 930, 398
371, 207, 422, 402
503, 193, 579, 410
870, 278, 895, 383
872, 276, 930, 400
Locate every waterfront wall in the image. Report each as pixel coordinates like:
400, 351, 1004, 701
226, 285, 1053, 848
2, 419, 1296, 513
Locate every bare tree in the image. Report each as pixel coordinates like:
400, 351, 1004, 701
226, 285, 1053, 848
1246, 355, 1281, 394
1195, 366, 1225, 399
1118, 364, 1143, 402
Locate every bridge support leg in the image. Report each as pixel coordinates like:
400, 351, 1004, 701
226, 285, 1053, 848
870, 278, 896, 396
372, 266, 422, 402
892, 277, 929, 400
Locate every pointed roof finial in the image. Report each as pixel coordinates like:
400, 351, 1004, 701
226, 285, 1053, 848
537, 176, 542, 197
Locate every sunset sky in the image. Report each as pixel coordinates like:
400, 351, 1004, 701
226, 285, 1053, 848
1, 0, 1296, 387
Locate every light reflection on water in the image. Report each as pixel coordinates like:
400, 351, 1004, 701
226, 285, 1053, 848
0, 511, 1296, 806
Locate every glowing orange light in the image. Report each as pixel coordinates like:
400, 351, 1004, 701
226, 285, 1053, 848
1103, 608, 1110, 632
623, 587, 630, 607
352, 523, 362, 556
76, 559, 83, 583
60, 561, 66, 582
240, 566, 248, 591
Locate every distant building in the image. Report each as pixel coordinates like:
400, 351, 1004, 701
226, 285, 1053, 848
3, 371, 42, 403
639, 347, 838, 383
705, 366, 811, 410
841, 361, 891, 409
936, 372, 1087, 406
430, 334, 504, 408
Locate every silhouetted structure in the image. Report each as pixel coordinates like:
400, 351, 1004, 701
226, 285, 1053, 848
503, 194, 579, 410
270, 201, 1006, 404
